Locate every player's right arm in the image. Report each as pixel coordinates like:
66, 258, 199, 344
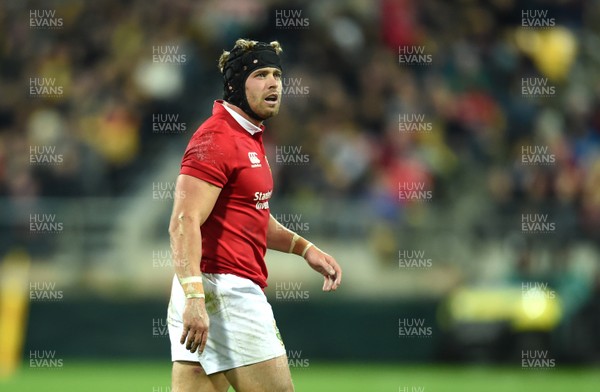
169, 173, 221, 354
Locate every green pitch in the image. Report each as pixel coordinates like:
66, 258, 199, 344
1, 361, 599, 392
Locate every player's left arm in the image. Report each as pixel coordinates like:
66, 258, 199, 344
267, 214, 342, 291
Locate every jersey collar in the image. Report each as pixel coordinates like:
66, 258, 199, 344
218, 100, 263, 135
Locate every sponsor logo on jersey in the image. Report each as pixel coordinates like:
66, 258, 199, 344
254, 190, 272, 210
248, 152, 262, 168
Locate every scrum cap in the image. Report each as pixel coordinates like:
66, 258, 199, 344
222, 41, 282, 120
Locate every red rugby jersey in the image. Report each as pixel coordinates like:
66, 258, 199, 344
180, 100, 273, 288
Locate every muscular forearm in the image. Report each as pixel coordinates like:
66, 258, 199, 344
169, 212, 204, 297
266, 214, 313, 257
266, 215, 341, 292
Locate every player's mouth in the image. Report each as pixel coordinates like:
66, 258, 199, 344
264, 93, 279, 105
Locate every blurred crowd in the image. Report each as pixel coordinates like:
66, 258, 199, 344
1, 0, 599, 257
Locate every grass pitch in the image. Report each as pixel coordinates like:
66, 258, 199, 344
1, 361, 599, 391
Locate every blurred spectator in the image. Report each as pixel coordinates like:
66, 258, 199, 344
0, 0, 597, 274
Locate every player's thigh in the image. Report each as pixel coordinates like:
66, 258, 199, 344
224, 355, 293, 392
172, 360, 230, 392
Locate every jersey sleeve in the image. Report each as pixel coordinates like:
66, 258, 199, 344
180, 128, 235, 188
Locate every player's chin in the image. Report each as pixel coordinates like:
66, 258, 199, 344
259, 106, 280, 119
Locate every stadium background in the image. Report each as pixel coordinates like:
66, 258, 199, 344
1, 0, 600, 391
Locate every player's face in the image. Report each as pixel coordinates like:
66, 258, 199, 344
245, 67, 282, 120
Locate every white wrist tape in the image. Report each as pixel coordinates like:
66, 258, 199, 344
185, 293, 205, 299
301, 242, 314, 258
288, 233, 300, 253
179, 276, 203, 285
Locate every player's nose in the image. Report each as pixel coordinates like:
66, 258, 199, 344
266, 73, 279, 87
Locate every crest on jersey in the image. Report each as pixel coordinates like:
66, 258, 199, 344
248, 152, 262, 168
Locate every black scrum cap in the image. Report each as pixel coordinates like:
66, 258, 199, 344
222, 42, 282, 121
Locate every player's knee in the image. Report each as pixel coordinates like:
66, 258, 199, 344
172, 361, 205, 391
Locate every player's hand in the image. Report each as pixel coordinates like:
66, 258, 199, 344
304, 246, 342, 292
180, 298, 209, 354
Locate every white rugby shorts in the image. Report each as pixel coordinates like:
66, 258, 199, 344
167, 273, 286, 375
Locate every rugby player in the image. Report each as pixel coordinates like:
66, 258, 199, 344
167, 39, 342, 392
